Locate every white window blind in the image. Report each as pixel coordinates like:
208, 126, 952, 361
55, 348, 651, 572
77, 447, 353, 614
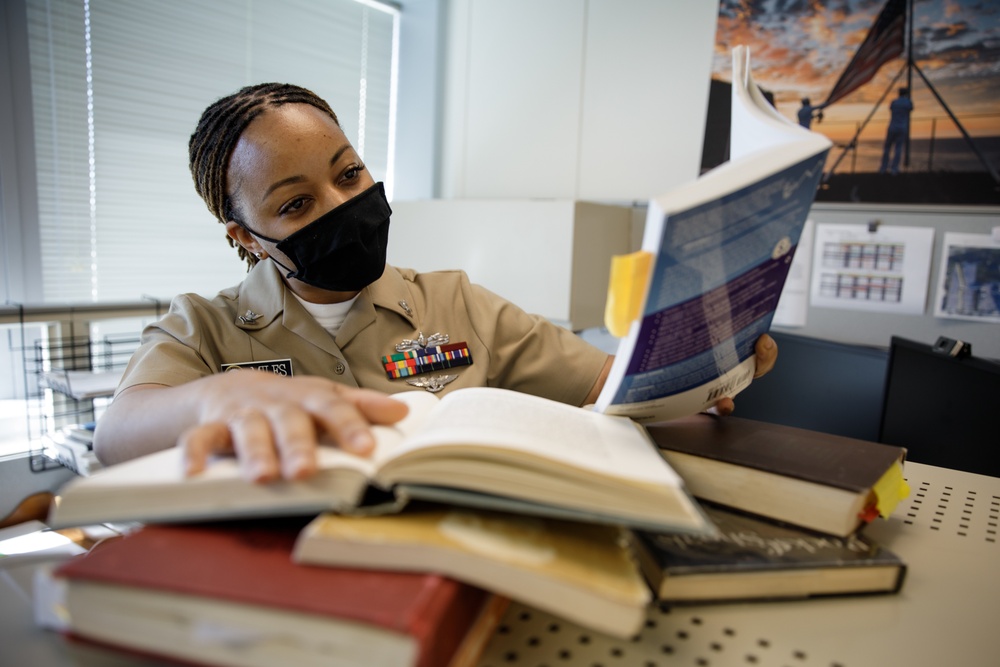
26, 0, 398, 303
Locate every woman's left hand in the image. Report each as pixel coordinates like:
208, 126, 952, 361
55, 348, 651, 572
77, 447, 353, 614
712, 333, 778, 416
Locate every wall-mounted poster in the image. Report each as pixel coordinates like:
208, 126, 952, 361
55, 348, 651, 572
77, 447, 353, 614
809, 223, 935, 314
934, 232, 1000, 323
705, 0, 1000, 205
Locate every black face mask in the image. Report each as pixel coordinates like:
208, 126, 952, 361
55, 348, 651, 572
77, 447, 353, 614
245, 182, 391, 292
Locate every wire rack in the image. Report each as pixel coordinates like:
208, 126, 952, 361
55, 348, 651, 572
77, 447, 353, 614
16, 333, 139, 473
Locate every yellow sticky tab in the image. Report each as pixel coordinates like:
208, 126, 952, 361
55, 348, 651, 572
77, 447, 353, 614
604, 251, 653, 337
873, 460, 910, 519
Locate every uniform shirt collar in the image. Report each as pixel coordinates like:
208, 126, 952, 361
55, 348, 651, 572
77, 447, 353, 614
234, 260, 286, 330
337, 265, 417, 345
235, 260, 418, 336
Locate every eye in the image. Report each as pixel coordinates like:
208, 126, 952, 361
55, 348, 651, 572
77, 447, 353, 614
278, 196, 308, 216
342, 163, 367, 183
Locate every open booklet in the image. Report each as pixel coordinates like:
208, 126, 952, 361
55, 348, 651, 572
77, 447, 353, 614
595, 46, 832, 423
48, 387, 712, 535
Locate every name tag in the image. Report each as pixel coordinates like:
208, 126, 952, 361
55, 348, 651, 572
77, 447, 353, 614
221, 359, 293, 376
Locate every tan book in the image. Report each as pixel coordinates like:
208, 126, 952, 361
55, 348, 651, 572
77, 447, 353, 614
294, 506, 651, 638
49, 387, 710, 535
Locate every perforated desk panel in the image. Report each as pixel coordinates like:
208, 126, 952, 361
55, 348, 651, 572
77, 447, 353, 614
476, 461, 999, 667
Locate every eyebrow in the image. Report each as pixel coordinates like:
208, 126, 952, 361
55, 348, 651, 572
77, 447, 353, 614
259, 144, 355, 203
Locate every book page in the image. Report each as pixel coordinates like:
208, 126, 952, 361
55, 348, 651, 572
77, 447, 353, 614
378, 387, 681, 488
594, 46, 831, 423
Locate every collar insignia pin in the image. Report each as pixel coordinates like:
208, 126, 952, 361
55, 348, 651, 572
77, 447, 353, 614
239, 309, 261, 324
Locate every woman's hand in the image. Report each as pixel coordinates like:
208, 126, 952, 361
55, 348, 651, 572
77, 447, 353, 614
712, 333, 778, 416
94, 372, 408, 483
180, 373, 408, 482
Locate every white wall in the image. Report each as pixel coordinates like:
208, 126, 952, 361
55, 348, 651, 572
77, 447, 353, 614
436, 0, 719, 202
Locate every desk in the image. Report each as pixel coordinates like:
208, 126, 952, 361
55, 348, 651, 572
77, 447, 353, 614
3, 462, 997, 666
477, 461, 1000, 666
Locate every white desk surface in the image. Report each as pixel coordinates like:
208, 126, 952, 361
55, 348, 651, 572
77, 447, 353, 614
476, 461, 1000, 667
2, 461, 997, 667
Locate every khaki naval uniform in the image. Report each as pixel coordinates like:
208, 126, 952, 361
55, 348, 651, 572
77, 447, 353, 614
119, 261, 609, 406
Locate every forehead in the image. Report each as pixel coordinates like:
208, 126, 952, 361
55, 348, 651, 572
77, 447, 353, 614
227, 104, 350, 187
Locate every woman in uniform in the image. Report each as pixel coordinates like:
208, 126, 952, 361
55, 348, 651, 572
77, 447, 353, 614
93, 83, 777, 482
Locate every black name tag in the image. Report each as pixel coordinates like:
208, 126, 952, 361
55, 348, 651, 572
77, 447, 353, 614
221, 359, 293, 376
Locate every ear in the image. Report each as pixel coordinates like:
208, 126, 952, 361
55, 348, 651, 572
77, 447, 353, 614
225, 221, 263, 256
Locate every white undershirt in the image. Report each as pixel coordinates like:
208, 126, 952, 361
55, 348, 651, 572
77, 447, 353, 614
292, 293, 359, 338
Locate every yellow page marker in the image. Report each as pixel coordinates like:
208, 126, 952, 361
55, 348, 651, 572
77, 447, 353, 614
872, 460, 910, 518
604, 251, 653, 337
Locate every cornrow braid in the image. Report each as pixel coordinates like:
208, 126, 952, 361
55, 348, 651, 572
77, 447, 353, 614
188, 83, 340, 269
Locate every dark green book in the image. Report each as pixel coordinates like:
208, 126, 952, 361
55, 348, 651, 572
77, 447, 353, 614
632, 504, 906, 604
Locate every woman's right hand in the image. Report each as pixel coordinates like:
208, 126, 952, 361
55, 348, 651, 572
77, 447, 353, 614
93, 372, 408, 483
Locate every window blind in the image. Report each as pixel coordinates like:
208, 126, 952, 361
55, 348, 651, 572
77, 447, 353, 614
26, 0, 398, 303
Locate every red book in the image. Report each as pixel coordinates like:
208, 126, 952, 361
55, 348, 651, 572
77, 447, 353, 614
53, 520, 492, 667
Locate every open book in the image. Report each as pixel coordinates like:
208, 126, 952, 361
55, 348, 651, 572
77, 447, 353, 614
595, 46, 833, 423
49, 387, 711, 534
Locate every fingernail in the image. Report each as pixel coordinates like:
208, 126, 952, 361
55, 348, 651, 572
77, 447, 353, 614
345, 431, 374, 455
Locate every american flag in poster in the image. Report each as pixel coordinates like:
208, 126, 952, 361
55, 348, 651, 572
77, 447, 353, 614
823, 0, 907, 106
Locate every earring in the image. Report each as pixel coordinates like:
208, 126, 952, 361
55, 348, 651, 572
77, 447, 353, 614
254, 251, 265, 259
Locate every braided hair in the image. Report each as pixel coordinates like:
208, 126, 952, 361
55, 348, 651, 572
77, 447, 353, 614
188, 83, 340, 269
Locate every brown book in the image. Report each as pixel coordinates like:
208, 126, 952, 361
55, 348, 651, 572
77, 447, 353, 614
53, 520, 495, 667
646, 414, 909, 537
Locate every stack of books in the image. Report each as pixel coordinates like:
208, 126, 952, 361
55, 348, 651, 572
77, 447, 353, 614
47, 385, 704, 663
635, 414, 909, 604
45, 403, 909, 666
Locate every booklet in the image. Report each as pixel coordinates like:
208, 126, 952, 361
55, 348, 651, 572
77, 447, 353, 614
595, 46, 832, 423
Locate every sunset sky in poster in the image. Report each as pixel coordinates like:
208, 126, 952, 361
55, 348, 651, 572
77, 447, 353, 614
712, 0, 1000, 144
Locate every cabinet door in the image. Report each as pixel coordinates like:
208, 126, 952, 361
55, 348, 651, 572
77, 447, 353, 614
441, 0, 719, 201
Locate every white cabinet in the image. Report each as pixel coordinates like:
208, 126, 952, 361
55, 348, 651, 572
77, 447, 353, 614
387, 199, 634, 329
440, 0, 720, 201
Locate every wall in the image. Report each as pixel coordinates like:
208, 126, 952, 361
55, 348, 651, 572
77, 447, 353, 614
436, 0, 720, 201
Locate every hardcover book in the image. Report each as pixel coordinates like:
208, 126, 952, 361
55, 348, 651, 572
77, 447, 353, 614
646, 414, 909, 537
53, 520, 497, 667
633, 504, 907, 603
